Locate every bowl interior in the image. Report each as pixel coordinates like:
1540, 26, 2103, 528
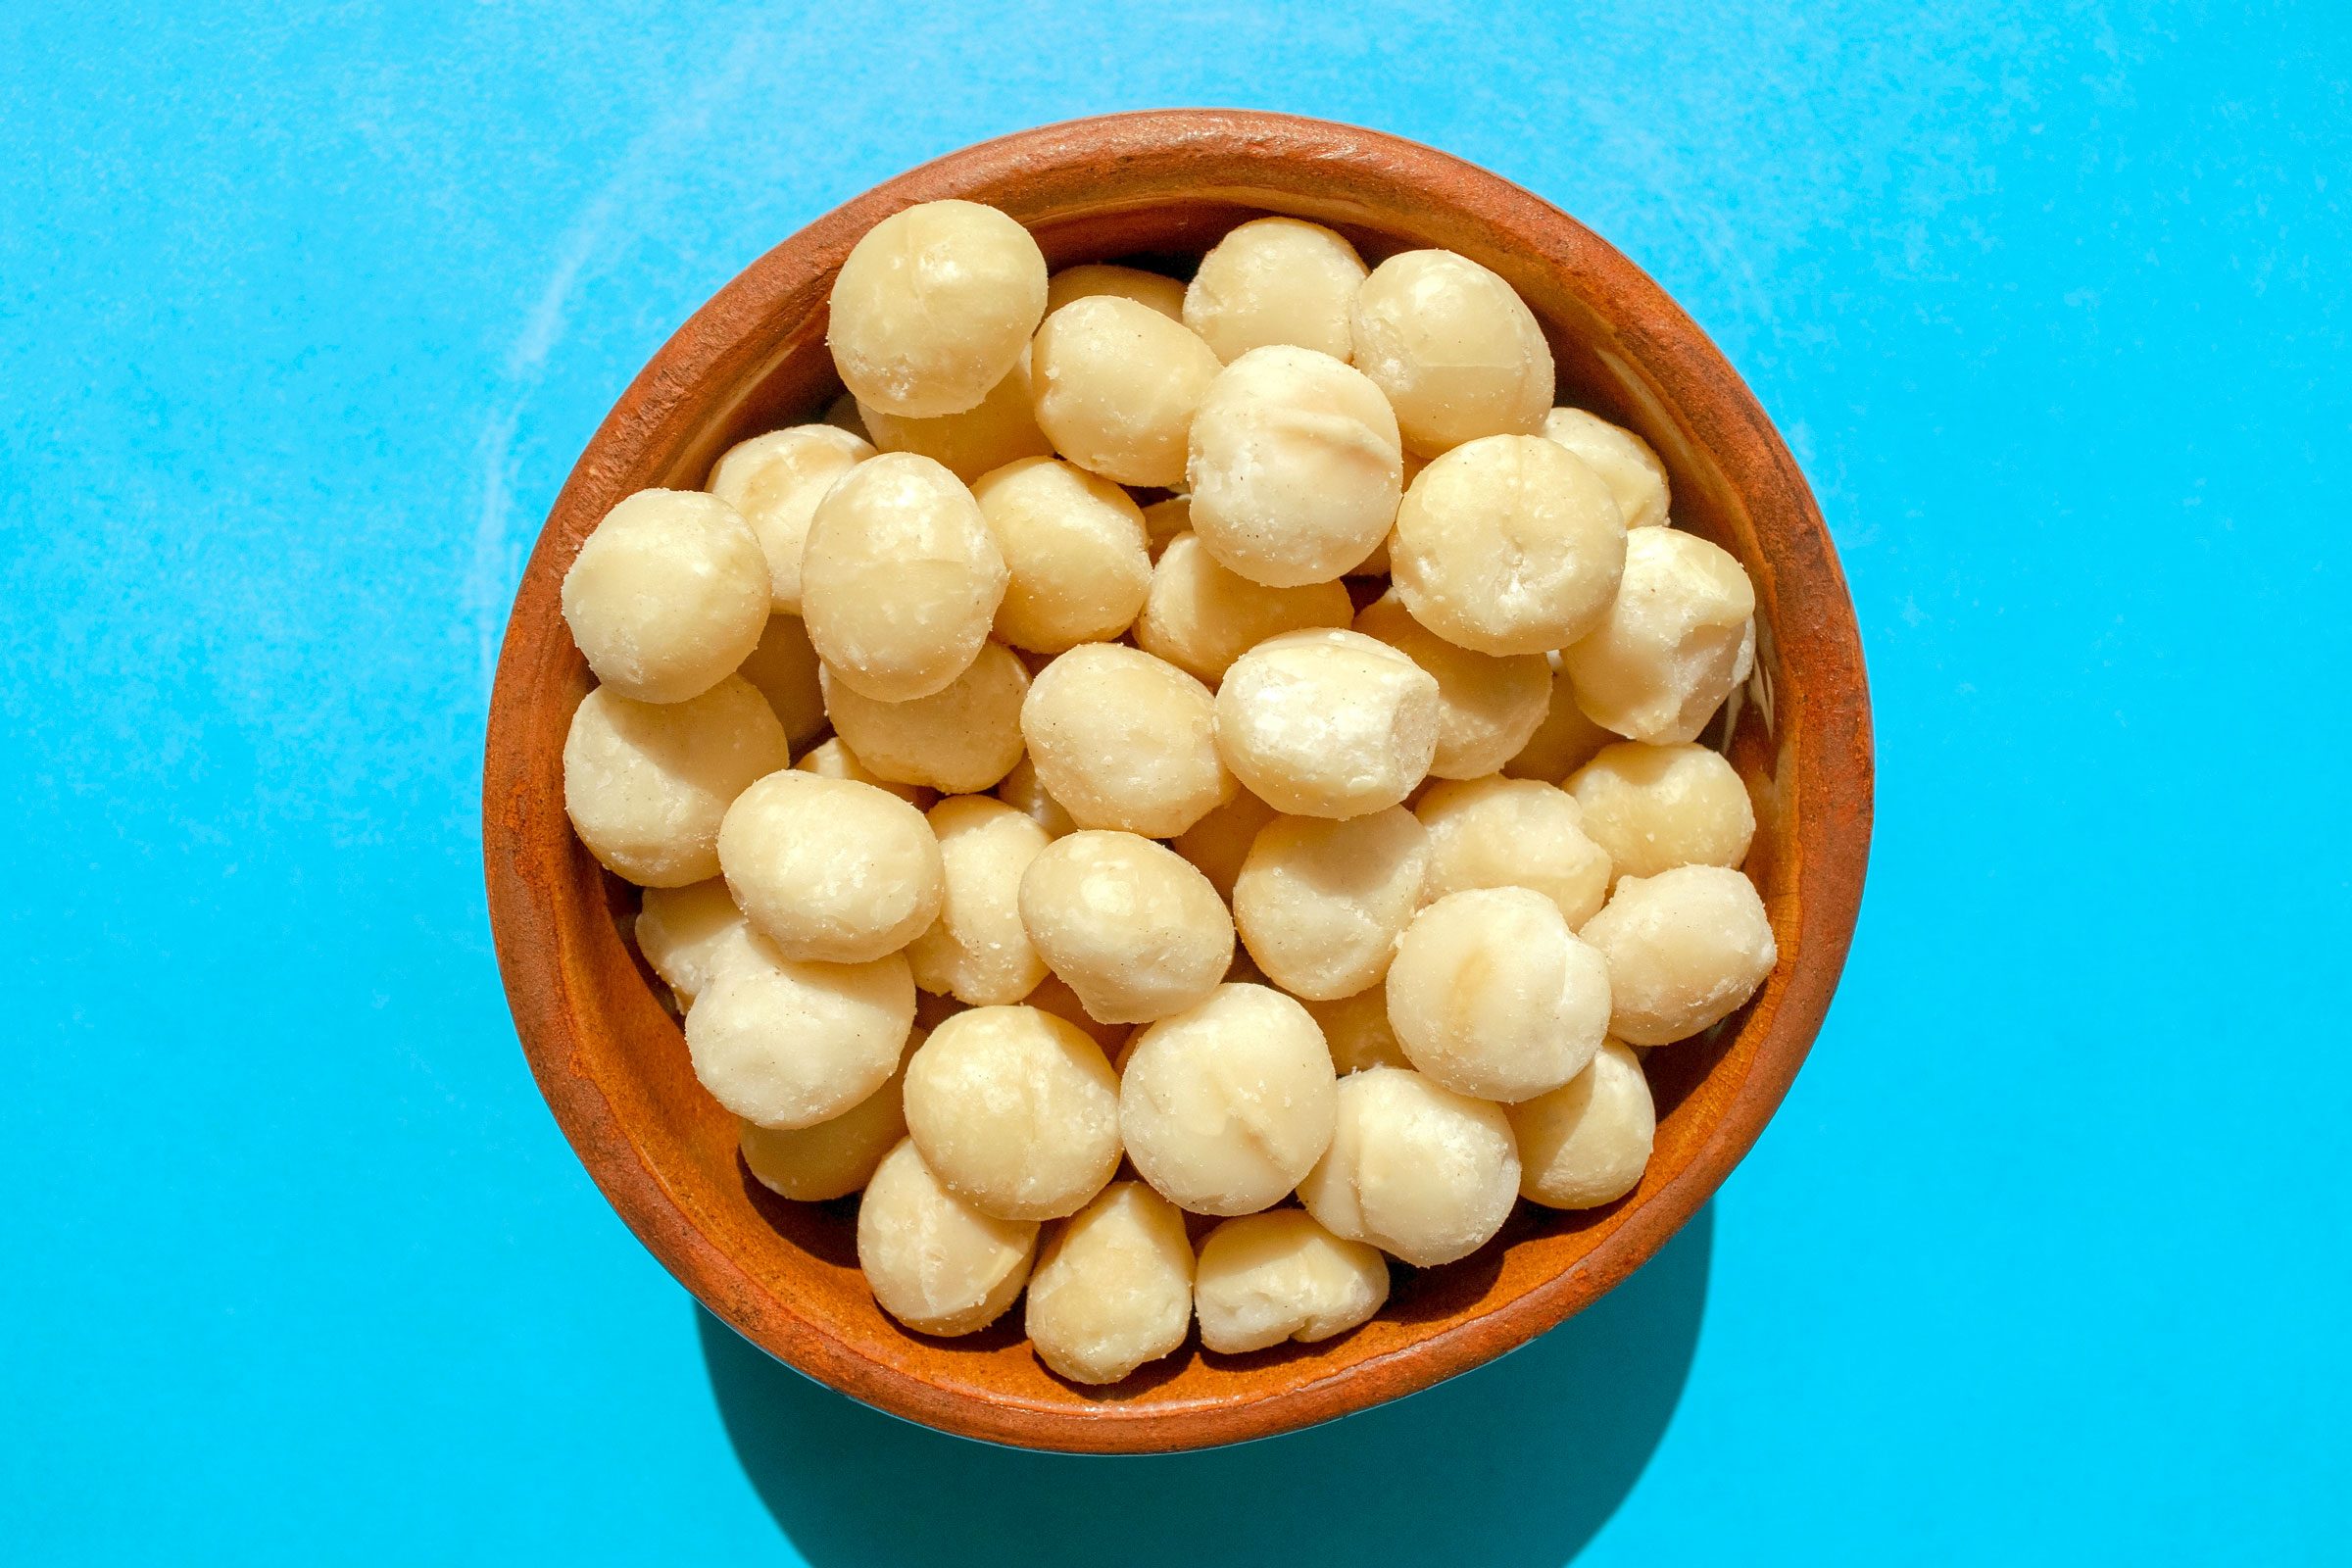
485, 114, 1869, 1453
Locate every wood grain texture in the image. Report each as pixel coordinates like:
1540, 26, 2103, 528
481, 110, 1873, 1453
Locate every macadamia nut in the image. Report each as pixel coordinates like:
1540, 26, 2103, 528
1387, 887, 1611, 1102
994, 753, 1074, 838
1233, 808, 1428, 1001
707, 425, 875, 613
735, 613, 827, 748
635, 878, 748, 1010
1213, 630, 1440, 818
1046, 264, 1187, 321
1580, 864, 1776, 1046
819, 641, 1028, 794
1297, 1066, 1520, 1266
858, 360, 1053, 482
1183, 217, 1367, 365
1561, 527, 1758, 744
1544, 407, 1670, 530
564, 677, 790, 887
717, 771, 945, 963
737, 1039, 910, 1201
1030, 296, 1221, 487
1352, 593, 1550, 778
1018, 831, 1234, 1024
906, 797, 1053, 1005
1351, 249, 1553, 456
1503, 652, 1620, 781
858, 1138, 1037, 1335
1020, 644, 1232, 837
1415, 775, 1611, 928
1024, 1181, 1195, 1384
1169, 787, 1278, 902
794, 736, 934, 808
829, 200, 1048, 418
1301, 988, 1412, 1075
1140, 495, 1193, 559
904, 1004, 1121, 1220
685, 934, 913, 1128
1025, 972, 1126, 1052
1566, 740, 1755, 885
1135, 533, 1353, 685
972, 458, 1152, 653
562, 490, 770, 704
1194, 1209, 1390, 1353
1510, 1040, 1654, 1209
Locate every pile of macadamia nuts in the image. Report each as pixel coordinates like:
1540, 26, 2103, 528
561, 201, 1776, 1387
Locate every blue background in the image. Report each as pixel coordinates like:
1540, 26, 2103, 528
4, 3, 2347, 1562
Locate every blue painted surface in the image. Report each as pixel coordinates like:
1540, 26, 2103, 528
3, 4, 2346, 1561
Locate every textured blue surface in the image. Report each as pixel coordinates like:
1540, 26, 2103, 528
4, 4, 2347, 1562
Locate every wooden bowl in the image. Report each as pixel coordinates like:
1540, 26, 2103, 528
483, 110, 1872, 1452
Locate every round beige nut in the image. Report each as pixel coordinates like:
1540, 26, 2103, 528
1351, 593, 1551, 778
1567, 740, 1755, 885
1213, 629, 1440, 819
717, 770, 945, 963
993, 753, 1073, 838
561, 489, 770, 704
1298, 1066, 1519, 1266
793, 736, 933, 808
736, 1036, 911, 1200
564, 677, 790, 888
1511, 1040, 1654, 1209
635, 879, 747, 1010
1351, 249, 1553, 456
1387, 887, 1611, 1102
1300, 988, 1412, 1075
857, 359, 1053, 483
684, 935, 913, 1128
1119, 983, 1339, 1215
1045, 263, 1187, 321
706, 425, 874, 613
1415, 775, 1612, 928
1183, 217, 1368, 365
971, 458, 1152, 653
1029, 295, 1221, 487
1544, 406, 1670, 530
1024, 1181, 1195, 1384
1503, 652, 1620, 781
1185, 345, 1402, 587
1134, 532, 1354, 686
1024, 972, 1126, 1052
1193, 1209, 1390, 1354
1017, 831, 1234, 1025
1392, 434, 1627, 657
1580, 864, 1777, 1046
828, 199, 1047, 418
1139, 495, 1193, 559
906, 798, 1053, 1006
1169, 787, 1277, 902
858, 1138, 1037, 1336
1561, 527, 1757, 744
1233, 808, 1428, 1002
1019, 644, 1232, 837
903, 1004, 1121, 1220
800, 453, 1007, 702
734, 613, 827, 749
818, 642, 1028, 794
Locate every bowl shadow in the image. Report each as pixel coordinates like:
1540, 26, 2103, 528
697, 1202, 1714, 1567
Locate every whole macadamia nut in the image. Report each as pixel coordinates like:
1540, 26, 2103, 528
1301, 988, 1412, 1075
1020, 644, 1232, 837
1233, 808, 1428, 1001
1018, 831, 1234, 1024
1030, 296, 1221, 487
1351, 249, 1553, 456
906, 797, 1053, 1006
794, 736, 934, 808
707, 425, 874, 613
718, 771, 945, 963
1561, 527, 1758, 744
562, 490, 770, 704
971, 458, 1152, 653
1415, 775, 1611, 928
1297, 1066, 1520, 1267
1352, 593, 1551, 778
829, 200, 1048, 418
1185, 346, 1402, 587
819, 641, 1028, 794
1510, 1040, 1654, 1210
904, 1004, 1122, 1220
1134, 532, 1353, 686
1567, 740, 1756, 885
858, 359, 1054, 483
1580, 864, 1777, 1046
994, 753, 1074, 839
737, 1039, 910, 1201
735, 613, 827, 748
635, 878, 748, 1010
1183, 217, 1368, 365
1024, 1181, 1195, 1384
1213, 630, 1440, 819
1503, 652, 1620, 781
1169, 787, 1278, 902
1120, 983, 1339, 1215
685, 934, 913, 1128
858, 1138, 1037, 1336
1045, 264, 1187, 321
564, 677, 790, 888
1544, 406, 1670, 530
1194, 1209, 1390, 1354
1391, 434, 1627, 657
1387, 887, 1611, 1102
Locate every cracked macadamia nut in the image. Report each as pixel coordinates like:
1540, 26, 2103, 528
562, 490, 770, 704
685, 934, 913, 1128
1020, 644, 1232, 837
1388, 887, 1611, 1102
1194, 1209, 1390, 1354
1297, 1066, 1520, 1267
1544, 407, 1670, 530
735, 613, 827, 748
1170, 787, 1278, 902
1351, 249, 1553, 456
1567, 740, 1756, 885
1233, 807, 1428, 1001
993, 753, 1074, 839
1135, 532, 1353, 686
1580, 864, 1777, 1046
1183, 217, 1367, 365
972, 458, 1152, 653
794, 736, 933, 808
906, 797, 1053, 1006
904, 1004, 1121, 1220
1030, 295, 1221, 487
1301, 988, 1413, 1075
1046, 264, 1187, 321
1025, 1182, 1195, 1384
801, 453, 1007, 702
718, 771, 944, 964
635, 879, 748, 1010
707, 425, 874, 614
737, 1038, 911, 1200
1352, 593, 1551, 779
1018, 831, 1234, 1024
1119, 983, 1339, 1215
1185, 346, 1403, 587
1510, 1040, 1654, 1210
858, 360, 1053, 482
858, 1138, 1037, 1335
1415, 775, 1611, 928
1561, 527, 1757, 744
1213, 629, 1440, 818
564, 677, 790, 888
829, 199, 1048, 418
1504, 652, 1620, 781
819, 641, 1028, 794
1391, 434, 1627, 657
